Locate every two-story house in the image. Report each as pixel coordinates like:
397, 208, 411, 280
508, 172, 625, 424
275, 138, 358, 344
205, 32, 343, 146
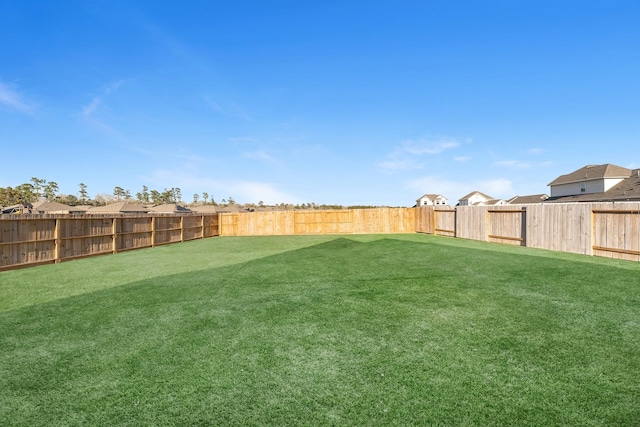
547, 164, 632, 198
457, 191, 504, 206
416, 194, 448, 206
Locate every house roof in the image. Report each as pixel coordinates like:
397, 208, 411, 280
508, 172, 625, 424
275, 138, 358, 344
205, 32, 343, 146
251, 206, 283, 212
547, 164, 632, 186
458, 191, 494, 201
190, 205, 218, 213
87, 202, 151, 214
506, 194, 550, 204
147, 204, 192, 214
31, 201, 84, 213
416, 194, 447, 204
215, 205, 244, 213
0, 204, 31, 214
546, 170, 640, 203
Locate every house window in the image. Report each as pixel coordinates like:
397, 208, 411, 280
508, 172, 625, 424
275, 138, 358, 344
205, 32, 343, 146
580, 182, 586, 193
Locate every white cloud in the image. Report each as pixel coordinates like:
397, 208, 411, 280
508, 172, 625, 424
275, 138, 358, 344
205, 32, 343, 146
78, 80, 124, 133
81, 97, 102, 118
228, 137, 258, 144
493, 159, 554, 170
0, 81, 35, 114
493, 160, 533, 169
480, 178, 515, 198
407, 176, 473, 202
142, 167, 301, 205
407, 176, 515, 202
243, 149, 277, 163
527, 148, 545, 155
401, 138, 461, 155
454, 156, 472, 162
378, 158, 420, 173
81, 80, 124, 118
378, 136, 462, 173
228, 181, 301, 204
203, 96, 223, 112
105, 80, 124, 95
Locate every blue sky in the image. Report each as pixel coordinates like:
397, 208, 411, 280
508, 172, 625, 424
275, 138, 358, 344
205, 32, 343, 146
1, 1, 639, 206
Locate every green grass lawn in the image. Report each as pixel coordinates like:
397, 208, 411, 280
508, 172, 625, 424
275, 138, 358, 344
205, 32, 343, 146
1, 234, 639, 426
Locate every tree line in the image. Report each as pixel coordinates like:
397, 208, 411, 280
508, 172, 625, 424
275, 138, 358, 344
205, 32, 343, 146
0, 178, 202, 207
0, 178, 378, 210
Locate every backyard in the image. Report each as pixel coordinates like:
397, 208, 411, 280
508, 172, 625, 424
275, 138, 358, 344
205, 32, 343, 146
1, 234, 639, 425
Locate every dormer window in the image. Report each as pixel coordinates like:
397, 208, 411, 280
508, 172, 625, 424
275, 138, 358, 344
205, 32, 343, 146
580, 182, 586, 193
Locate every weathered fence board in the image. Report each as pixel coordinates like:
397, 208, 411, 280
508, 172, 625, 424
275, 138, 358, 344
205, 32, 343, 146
4, 203, 640, 270
0, 214, 219, 270
418, 202, 640, 261
524, 203, 593, 255
592, 203, 640, 262
434, 209, 456, 237
415, 206, 434, 234
455, 206, 487, 241
487, 207, 526, 246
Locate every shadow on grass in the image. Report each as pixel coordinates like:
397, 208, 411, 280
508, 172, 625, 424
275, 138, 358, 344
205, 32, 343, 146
2, 236, 640, 425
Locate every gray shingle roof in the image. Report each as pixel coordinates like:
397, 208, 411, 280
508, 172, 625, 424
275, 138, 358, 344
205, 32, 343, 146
147, 204, 192, 213
547, 164, 632, 186
87, 202, 150, 213
546, 172, 640, 202
507, 194, 549, 204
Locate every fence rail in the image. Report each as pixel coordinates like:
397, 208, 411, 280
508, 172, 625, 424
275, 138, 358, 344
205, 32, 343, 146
416, 202, 640, 262
3, 203, 640, 271
218, 208, 416, 236
0, 214, 219, 270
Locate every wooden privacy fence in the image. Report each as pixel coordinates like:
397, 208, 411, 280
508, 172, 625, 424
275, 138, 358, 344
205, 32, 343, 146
0, 214, 219, 270
416, 203, 640, 262
4, 204, 640, 270
1, 208, 413, 270
219, 208, 416, 236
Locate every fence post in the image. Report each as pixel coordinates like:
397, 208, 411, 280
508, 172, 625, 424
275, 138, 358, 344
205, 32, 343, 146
54, 216, 61, 263
111, 217, 117, 254
180, 216, 184, 242
486, 209, 490, 242
590, 208, 595, 256
432, 207, 436, 234
151, 215, 156, 247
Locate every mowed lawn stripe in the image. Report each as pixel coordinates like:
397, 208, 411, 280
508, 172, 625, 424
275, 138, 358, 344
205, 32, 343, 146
1, 234, 639, 425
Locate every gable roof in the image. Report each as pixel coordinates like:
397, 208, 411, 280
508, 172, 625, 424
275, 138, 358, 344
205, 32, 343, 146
507, 194, 549, 204
215, 205, 244, 213
147, 204, 192, 214
458, 191, 493, 201
416, 194, 447, 202
87, 202, 151, 214
31, 201, 85, 213
190, 205, 218, 213
548, 164, 632, 186
546, 170, 640, 202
